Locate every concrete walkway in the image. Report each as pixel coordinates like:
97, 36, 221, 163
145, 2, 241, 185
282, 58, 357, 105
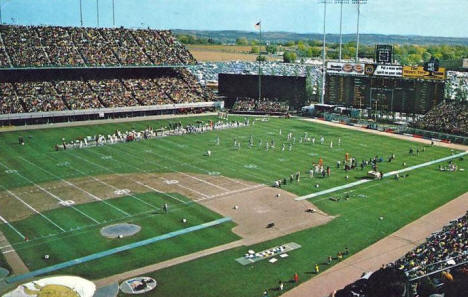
282, 192, 468, 297
93, 239, 244, 288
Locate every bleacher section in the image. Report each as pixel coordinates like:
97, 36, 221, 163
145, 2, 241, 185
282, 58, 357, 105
0, 25, 214, 123
0, 69, 213, 113
412, 101, 468, 136
0, 25, 196, 67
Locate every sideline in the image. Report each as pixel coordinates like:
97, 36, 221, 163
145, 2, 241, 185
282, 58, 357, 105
300, 118, 468, 151
296, 151, 468, 200
0, 112, 218, 133
5, 217, 232, 284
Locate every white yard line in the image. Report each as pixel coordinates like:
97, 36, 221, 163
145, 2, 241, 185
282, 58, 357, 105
18, 157, 131, 217
0, 161, 100, 224
157, 138, 251, 187
84, 148, 213, 204
194, 184, 266, 202
0, 186, 65, 232
107, 144, 231, 192
67, 154, 161, 210
296, 151, 468, 201
133, 181, 189, 204
177, 171, 230, 192
0, 215, 25, 240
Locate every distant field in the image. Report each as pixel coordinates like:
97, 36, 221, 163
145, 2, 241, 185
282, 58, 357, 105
0, 115, 466, 297
187, 44, 278, 62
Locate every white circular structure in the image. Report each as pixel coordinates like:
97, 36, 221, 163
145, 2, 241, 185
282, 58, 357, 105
2, 276, 95, 297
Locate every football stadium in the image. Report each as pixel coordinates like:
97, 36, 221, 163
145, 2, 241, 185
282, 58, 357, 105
0, 1, 467, 297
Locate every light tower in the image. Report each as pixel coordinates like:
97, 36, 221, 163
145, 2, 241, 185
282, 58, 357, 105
352, 0, 368, 62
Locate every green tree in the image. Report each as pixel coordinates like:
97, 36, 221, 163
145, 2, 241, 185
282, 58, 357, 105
307, 47, 321, 58
256, 55, 266, 62
236, 37, 249, 46
250, 46, 260, 54
283, 51, 297, 63
266, 44, 277, 54
250, 39, 259, 46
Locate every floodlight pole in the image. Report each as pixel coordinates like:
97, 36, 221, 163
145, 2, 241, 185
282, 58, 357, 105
0, 0, 2, 25
354, 0, 367, 62
258, 22, 262, 101
320, 1, 327, 104
339, 1, 343, 61
355, 0, 360, 62
96, 0, 100, 27
112, 0, 115, 27
79, 0, 83, 27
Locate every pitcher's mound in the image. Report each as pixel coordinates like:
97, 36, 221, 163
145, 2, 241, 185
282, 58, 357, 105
100, 223, 141, 239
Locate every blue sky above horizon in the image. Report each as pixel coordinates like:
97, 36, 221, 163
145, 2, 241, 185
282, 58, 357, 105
0, 0, 467, 38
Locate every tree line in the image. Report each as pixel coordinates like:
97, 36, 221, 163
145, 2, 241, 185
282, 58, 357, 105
177, 34, 468, 66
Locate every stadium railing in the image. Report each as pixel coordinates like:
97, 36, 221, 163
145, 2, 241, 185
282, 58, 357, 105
0, 101, 223, 121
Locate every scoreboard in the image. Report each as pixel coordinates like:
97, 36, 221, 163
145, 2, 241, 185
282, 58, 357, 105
325, 74, 445, 114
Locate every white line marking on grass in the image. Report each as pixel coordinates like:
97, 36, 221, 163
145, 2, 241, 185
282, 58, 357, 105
0, 186, 65, 232
194, 184, 265, 202
83, 148, 211, 204
18, 157, 131, 217
0, 161, 100, 224
134, 181, 189, 204
149, 139, 250, 187
296, 151, 468, 200
0, 215, 25, 240
66, 154, 161, 211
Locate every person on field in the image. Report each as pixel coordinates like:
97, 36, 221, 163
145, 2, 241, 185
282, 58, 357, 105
294, 272, 299, 283
163, 203, 168, 214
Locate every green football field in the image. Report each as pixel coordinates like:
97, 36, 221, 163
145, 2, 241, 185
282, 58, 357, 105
0, 115, 466, 297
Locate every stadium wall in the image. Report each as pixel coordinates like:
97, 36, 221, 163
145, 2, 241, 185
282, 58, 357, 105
0, 66, 187, 82
218, 73, 307, 109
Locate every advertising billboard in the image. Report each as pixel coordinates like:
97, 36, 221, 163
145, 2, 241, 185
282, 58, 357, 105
327, 62, 365, 76
365, 64, 402, 77
402, 66, 446, 80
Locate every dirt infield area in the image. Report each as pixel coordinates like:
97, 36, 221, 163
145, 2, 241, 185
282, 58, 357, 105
0, 172, 332, 244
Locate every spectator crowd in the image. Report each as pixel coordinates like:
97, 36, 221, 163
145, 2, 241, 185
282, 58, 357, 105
0, 24, 196, 67
0, 69, 213, 114
331, 211, 468, 297
232, 98, 289, 114
0, 25, 214, 115
412, 101, 468, 136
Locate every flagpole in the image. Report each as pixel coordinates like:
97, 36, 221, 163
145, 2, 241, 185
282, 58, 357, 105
258, 21, 262, 102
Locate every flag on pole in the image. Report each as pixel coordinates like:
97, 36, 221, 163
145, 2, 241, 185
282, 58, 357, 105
254, 21, 261, 30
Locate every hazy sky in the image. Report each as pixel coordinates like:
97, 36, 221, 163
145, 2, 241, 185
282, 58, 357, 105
1, 0, 467, 37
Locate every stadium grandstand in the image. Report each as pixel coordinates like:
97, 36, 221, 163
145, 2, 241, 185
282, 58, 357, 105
0, 25, 216, 124
411, 101, 468, 137
330, 211, 468, 297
